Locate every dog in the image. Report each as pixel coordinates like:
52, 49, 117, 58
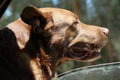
0, 6, 109, 80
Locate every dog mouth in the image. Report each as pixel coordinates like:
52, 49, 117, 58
66, 42, 101, 62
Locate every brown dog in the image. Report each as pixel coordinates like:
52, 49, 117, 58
0, 6, 109, 80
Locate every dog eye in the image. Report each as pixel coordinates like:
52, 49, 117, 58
73, 21, 79, 25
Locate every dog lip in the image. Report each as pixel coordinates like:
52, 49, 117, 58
69, 47, 88, 58
67, 46, 101, 62
79, 50, 101, 62
67, 41, 102, 62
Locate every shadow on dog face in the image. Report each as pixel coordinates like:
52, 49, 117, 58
20, 6, 109, 64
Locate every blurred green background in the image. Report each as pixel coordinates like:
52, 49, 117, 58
0, 0, 120, 74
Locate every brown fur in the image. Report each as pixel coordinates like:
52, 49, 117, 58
0, 6, 109, 80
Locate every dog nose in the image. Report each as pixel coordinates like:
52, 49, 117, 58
101, 28, 109, 36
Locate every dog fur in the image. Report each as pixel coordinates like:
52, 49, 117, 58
0, 6, 109, 80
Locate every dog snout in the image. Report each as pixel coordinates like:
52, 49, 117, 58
101, 27, 109, 37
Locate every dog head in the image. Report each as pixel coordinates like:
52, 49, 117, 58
20, 6, 109, 62
8, 6, 109, 64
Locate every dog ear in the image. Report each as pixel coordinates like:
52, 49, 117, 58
20, 6, 46, 29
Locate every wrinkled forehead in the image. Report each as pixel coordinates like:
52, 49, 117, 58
39, 8, 78, 25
